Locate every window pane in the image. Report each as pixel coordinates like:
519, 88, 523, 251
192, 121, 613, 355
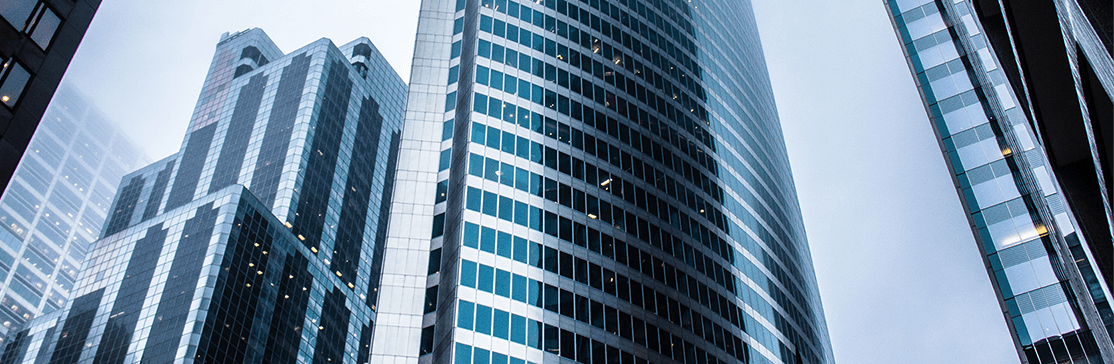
0, 1, 36, 30
0, 61, 31, 107
30, 7, 59, 49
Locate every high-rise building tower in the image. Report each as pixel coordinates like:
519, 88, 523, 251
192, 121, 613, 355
0, 28, 407, 363
0, 0, 103, 192
886, 0, 1114, 362
372, 0, 835, 364
0, 83, 148, 343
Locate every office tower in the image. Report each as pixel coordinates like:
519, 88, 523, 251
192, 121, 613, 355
0, 0, 102, 192
886, 0, 1114, 363
372, 0, 835, 363
0, 83, 147, 343
0, 28, 406, 363
963, 0, 1113, 292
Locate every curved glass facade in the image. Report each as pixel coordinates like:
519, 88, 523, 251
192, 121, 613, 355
374, 1, 835, 363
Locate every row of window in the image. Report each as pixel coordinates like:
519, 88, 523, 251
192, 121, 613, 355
457, 293, 749, 364
460, 182, 806, 353
474, 0, 800, 224
458, 1, 821, 359
465, 94, 812, 324
468, 118, 726, 238
470, 0, 812, 283
455, 6, 811, 321
472, 0, 703, 101
472, 14, 709, 148
464, 32, 804, 287
460, 248, 771, 361
468, 17, 719, 176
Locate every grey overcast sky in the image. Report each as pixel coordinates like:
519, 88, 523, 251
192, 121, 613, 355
54, 0, 1019, 362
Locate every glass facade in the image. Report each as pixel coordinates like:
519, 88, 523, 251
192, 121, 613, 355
887, 0, 1114, 362
374, 1, 835, 364
0, 84, 147, 343
0, 28, 408, 363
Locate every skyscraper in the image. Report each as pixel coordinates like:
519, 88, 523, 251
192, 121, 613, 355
886, 0, 1114, 362
0, 0, 103, 192
372, 0, 835, 363
0, 28, 407, 363
0, 83, 148, 343
958, 0, 1112, 294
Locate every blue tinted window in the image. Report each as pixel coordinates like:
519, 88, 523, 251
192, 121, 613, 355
469, 153, 484, 177
474, 304, 491, 335
448, 65, 459, 84
477, 264, 494, 292
513, 237, 528, 264
474, 94, 488, 114
495, 269, 511, 297
501, 131, 515, 154
463, 222, 479, 248
439, 149, 452, 171
457, 301, 474, 330
492, 351, 508, 364
497, 231, 512, 258
512, 273, 527, 302
443, 119, 454, 140
473, 347, 490, 364
492, 309, 509, 339
514, 201, 528, 225
478, 39, 491, 57
460, 260, 477, 288
480, 15, 492, 33
486, 126, 500, 149
504, 74, 518, 94
511, 314, 527, 344
466, 187, 482, 211
476, 65, 489, 86
498, 196, 513, 221
482, 191, 498, 216
490, 69, 504, 89
480, 226, 496, 253
515, 167, 529, 189
471, 122, 485, 144
485, 158, 500, 181
445, 91, 457, 112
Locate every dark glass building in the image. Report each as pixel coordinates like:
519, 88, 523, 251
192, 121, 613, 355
887, 0, 1114, 362
0, 0, 101, 193
0, 28, 407, 363
372, 1, 835, 364
0, 83, 148, 344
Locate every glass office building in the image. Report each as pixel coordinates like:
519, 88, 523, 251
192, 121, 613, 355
372, 1, 835, 364
0, 28, 407, 363
0, 83, 147, 344
0, 0, 103, 192
887, 0, 1114, 363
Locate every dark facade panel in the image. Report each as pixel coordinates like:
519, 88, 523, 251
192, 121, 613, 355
47, 288, 103, 364
331, 96, 383, 286
140, 203, 219, 363
290, 60, 351, 250
251, 53, 310, 208
93, 224, 167, 364
164, 125, 216, 211
141, 160, 175, 221
209, 73, 268, 193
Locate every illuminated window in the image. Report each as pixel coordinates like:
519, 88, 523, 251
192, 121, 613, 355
0, 60, 31, 108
